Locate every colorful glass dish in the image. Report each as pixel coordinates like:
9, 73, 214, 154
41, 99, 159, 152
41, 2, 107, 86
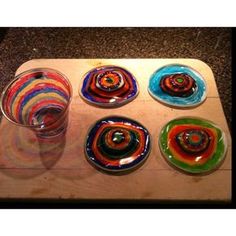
148, 64, 207, 108
85, 116, 151, 173
159, 117, 227, 174
80, 65, 139, 107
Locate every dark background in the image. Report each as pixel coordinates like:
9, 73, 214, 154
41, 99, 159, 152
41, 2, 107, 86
0, 28, 231, 131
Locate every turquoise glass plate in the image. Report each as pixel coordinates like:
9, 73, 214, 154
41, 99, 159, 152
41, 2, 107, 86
148, 64, 207, 108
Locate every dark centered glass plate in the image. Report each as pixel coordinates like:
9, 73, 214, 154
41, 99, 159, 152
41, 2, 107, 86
85, 116, 151, 173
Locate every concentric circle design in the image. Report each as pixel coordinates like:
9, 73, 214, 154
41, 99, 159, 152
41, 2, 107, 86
176, 129, 210, 154
85, 116, 151, 172
159, 117, 227, 174
160, 73, 197, 97
80, 66, 139, 107
148, 64, 207, 107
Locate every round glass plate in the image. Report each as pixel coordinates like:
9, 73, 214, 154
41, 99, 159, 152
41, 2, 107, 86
85, 116, 151, 173
148, 64, 207, 108
80, 65, 139, 107
159, 117, 227, 174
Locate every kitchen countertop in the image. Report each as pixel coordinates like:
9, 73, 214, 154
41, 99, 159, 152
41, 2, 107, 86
0, 27, 231, 131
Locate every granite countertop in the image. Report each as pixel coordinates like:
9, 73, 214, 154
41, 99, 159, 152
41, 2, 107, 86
0, 27, 231, 131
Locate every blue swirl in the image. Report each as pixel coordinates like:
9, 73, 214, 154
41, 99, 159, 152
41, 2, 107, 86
148, 64, 207, 107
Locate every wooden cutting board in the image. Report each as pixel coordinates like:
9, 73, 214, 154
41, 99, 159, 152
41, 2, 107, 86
0, 59, 231, 201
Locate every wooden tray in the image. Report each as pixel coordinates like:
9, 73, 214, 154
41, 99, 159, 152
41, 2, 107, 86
0, 59, 232, 201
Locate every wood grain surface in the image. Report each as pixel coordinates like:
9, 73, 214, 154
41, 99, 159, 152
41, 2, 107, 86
0, 59, 231, 201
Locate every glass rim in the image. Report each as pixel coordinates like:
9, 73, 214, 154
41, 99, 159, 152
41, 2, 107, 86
0, 67, 73, 129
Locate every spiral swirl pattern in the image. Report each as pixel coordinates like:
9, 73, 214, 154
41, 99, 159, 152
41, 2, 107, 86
85, 116, 150, 172
176, 129, 211, 154
160, 73, 197, 97
80, 66, 138, 107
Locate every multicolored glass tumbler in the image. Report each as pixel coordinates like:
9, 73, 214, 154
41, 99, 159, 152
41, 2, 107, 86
0, 68, 73, 138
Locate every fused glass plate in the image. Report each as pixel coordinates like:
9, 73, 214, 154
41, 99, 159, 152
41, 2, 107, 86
85, 116, 151, 173
80, 65, 139, 107
148, 64, 207, 108
159, 117, 227, 174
